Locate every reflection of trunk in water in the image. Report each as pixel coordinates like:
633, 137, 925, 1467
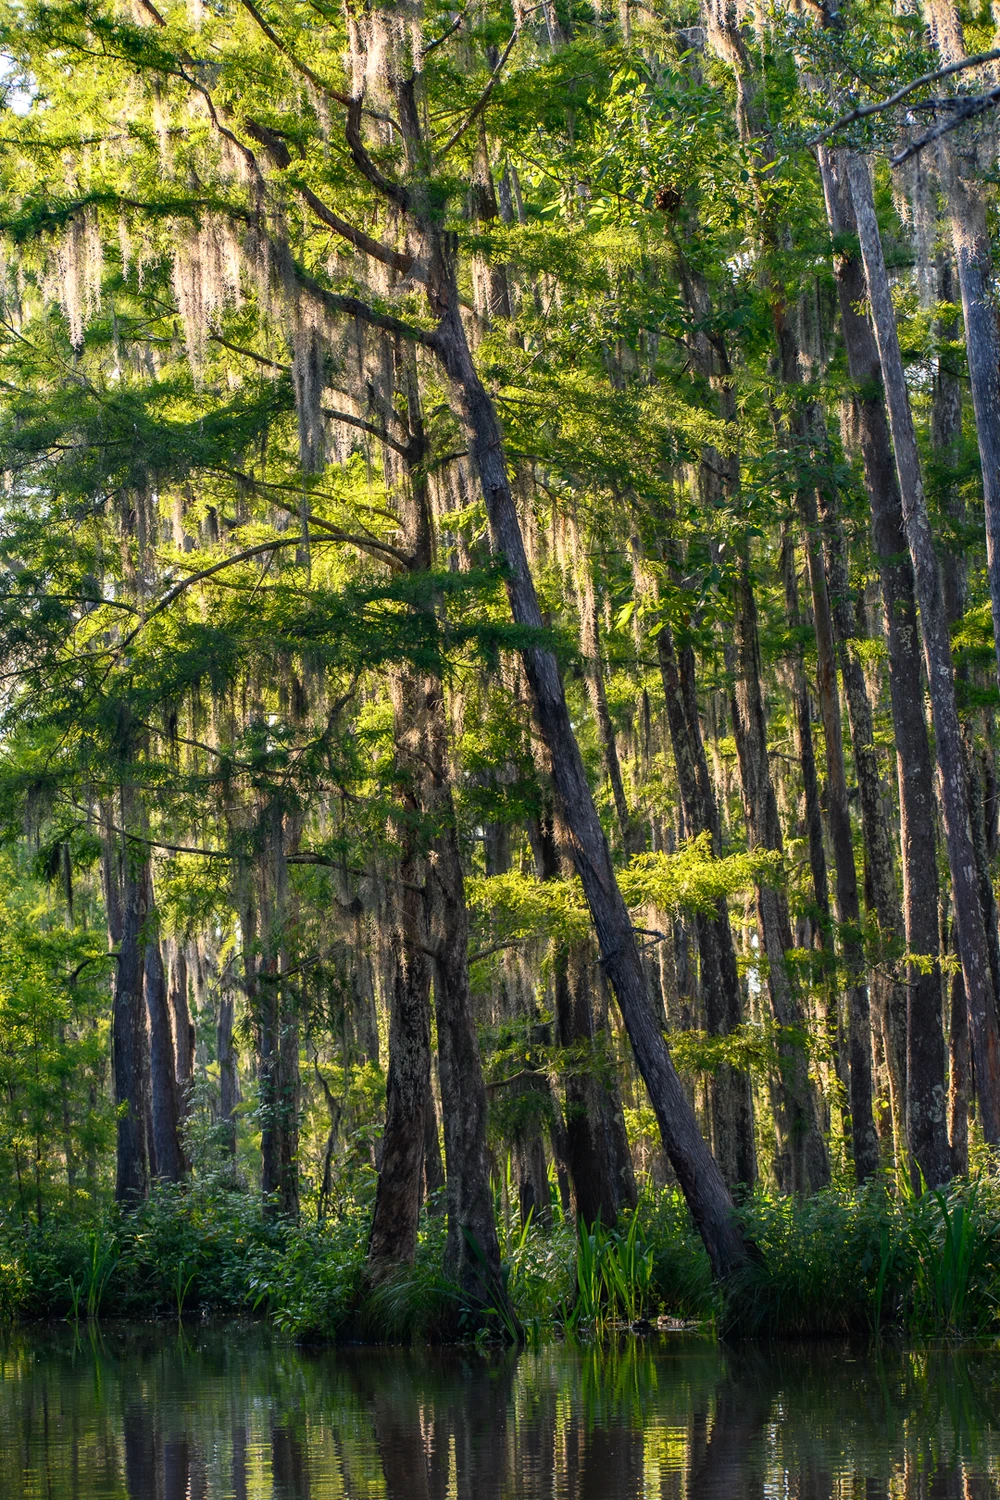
123, 1400, 157, 1498
687, 1368, 771, 1500
271, 1419, 312, 1499
577, 1421, 644, 1500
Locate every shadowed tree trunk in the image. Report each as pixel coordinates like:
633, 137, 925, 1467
818, 146, 951, 1186
658, 617, 756, 1189
423, 1089, 445, 1207
725, 541, 830, 1193
144, 889, 186, 1183
802, 517, 880, 1180
255, 805, 299, 1219
367, 650, 433, 1272
217, 991, 239, 1158
847, 150, 1000, 1145
922, 0, 1000, 698
169, 943, 194, 1117
112, 826, 150, 1205
368, 336, 512, 1318
555, 939, 637, 1227
780, 531, 831, 942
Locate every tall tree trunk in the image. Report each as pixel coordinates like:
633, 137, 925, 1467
144, 888, 186, 1184
256, 805, 299, 1219
422, 1089, 445, 1207
367, 919, 431, 1269
780, 530, 831, 941
217, 990, 238, 1158
554, 937, 637, 1227
847, 150, 1000, 1145
379, 337, 512, 1317
818, 146, 951, 1186
430, 809, 511, 1309
657, 619, 756, 1189
922, 0, 1000, 696
575, 534, 631, 849
113, 833, 150, 1204
169, 943, 194, 1117
802, 520, 880, 1179
726, 541, 830, 1193
325, 45, 747, 1279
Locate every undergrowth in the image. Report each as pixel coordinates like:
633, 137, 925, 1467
2, 1174, 1000, 1342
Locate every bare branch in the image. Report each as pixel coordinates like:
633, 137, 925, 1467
237, 0, 352, 106
890, 86, 1000, 164
321, 405, 412, 457
436, 27, 520, 160
296, 182, 416, 275
808, 47, 1000, 146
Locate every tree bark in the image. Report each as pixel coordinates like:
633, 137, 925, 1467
847, 150, 1000, 1145
255, 806, 299, 1219
367, 920, 431, 1268
379, 336, 512, 1317
818, 145, 951, 1186
422, 1088, 445, 1207
554, 938, 637, 1227
779, 530, 831, 941
169, 943, 194, 1116
144, 905, 186, 1184
113, 839, 150, 1204
576, 538, 632, 849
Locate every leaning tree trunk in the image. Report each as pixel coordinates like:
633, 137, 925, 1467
297, 36, 748, 1281
433, 294, 748, 1279
847, 151, 1000, 1144
818, 146, 951, 1187
922, 0, 1000, 697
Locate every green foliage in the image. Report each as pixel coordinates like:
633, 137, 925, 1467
730, 1179, 1000, 1339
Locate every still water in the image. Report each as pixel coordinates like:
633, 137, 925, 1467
0, 1323, 998, 1499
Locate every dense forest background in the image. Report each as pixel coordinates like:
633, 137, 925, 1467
2, 0, 1000, 1333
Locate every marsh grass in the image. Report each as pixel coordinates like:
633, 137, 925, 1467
3, 1175, 1000, 1342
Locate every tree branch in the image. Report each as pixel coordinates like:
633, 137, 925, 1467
808, 47, 1000, 145
889, 86, 1000, 164
237, 0, 352, 106
296, 183, 416, 276
436, 27, 521, 159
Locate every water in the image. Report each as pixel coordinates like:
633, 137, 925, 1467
1, 1325, 999, 1499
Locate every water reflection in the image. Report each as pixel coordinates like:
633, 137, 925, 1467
1, 1325, 999, 1499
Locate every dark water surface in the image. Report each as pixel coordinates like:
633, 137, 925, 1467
1, 1324, 999, 1499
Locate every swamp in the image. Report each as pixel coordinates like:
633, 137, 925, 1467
5, 0, 1000, 1489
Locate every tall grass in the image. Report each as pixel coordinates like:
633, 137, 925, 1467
2, 1175, 1000, 1343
